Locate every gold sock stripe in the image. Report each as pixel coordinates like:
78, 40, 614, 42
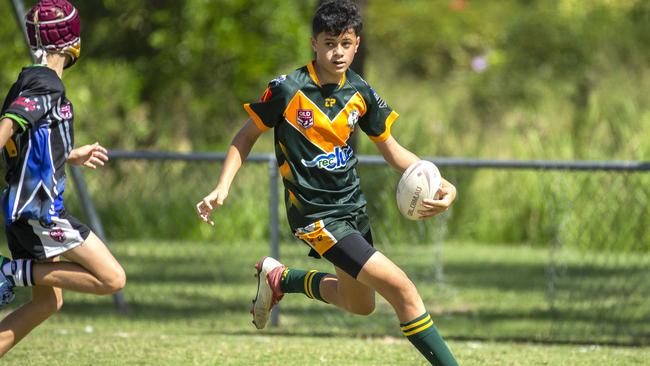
307, 270, 318, 298
402, 318, 434, 337
304, 270, 317, 299
308, 270, 319, 299
400, 314, 432, 332
281, 268, 290, 282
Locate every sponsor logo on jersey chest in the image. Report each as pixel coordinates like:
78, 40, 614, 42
297, 109, 314, 129
301, 146, 353, 171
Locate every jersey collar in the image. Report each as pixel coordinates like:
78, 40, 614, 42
307, 61, 346, 90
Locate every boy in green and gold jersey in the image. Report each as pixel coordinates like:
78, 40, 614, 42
197, 1, 458, 364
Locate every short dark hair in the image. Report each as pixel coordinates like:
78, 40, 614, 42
312, 0, 363, 37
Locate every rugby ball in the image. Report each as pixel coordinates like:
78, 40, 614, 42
396, 160, 442, 220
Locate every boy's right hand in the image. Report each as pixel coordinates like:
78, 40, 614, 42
195, 188, 229, 226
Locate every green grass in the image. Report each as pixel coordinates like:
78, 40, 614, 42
1, 240, 648, 365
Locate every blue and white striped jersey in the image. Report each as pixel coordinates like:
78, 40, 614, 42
1, 66, 75, 225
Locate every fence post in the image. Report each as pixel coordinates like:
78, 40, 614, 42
268, 155, 280, 327
10, 0, 33, 61
433, 211, 449, 285
69, 167, 129, 313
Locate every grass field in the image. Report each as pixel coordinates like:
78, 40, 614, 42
1, 239, 648, 365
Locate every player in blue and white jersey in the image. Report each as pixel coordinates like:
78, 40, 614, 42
0, 0, 125, 357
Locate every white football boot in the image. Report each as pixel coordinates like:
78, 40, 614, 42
251, 256, 286, 329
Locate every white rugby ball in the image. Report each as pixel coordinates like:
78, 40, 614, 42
396, 160, 442, 220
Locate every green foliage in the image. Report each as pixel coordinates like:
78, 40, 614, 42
359, 0, 650, 248
66, 60, 149, 148
366, 0, 650, 159
81, 0, 315, 150
0, 2, 31, 89
2, 0, 649, 249
3, 0, 316, 150
64, 161, 278, 242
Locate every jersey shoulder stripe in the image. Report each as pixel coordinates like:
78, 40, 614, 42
243, 66, 312, 131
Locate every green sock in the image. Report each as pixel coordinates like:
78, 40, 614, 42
280, 268, 328, 303
401, 312, 458, 366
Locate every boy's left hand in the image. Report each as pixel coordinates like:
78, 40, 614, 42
68, 142, 109, 169
418, 180, 457, 219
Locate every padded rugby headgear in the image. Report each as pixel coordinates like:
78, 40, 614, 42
25, 0, 81, 68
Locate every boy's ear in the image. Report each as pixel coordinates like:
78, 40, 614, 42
355, 36, 361, 53
310, 37, 317, 52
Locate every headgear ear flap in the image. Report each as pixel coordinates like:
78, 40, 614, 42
25, 0, 81, 68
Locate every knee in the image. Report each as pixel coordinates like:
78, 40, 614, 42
346, 298, 375, 316
391, 277, 421, 305
34, 292, 64, 315
99, 267, 126, 294
349, 302, 375, 316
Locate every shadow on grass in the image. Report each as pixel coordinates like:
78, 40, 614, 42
2, 241, 648, 347
198, 328, 650, 348
121, 258, 255, 284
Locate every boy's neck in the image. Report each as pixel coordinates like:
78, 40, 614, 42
45, 53, 66, 78
312, 60, 343, 85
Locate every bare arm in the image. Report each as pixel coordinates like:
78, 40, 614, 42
374, 135, 420, 173
374, 134, 457, 217
0, 118, 19, 149
196, 119, 264, 225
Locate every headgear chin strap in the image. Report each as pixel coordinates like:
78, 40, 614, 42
25, 0, 81, 69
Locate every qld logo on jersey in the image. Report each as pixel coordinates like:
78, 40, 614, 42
59, 103, 73, 119
297, 109, 314, 129
301, 146, 353, 171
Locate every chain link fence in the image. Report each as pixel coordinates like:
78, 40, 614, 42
3, 152, 648, 345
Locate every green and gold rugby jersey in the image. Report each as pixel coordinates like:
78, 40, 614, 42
244, 61, 398, 230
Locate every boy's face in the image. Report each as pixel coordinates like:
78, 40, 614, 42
311, 28, 360, 83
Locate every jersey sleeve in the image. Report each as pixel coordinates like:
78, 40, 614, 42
358, 86, 399, 143
2, 72, 64, 132
243, 75, 289, 131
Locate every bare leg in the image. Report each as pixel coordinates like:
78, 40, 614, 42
0, 258, 63, 357
303, 250, 455, 364
0, 232, 126, 358
353, 252, 457, 365
33, 232, 126, 294
355, 251, 425, 323
318, 251, 423, 321
319, 267, 375, 315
